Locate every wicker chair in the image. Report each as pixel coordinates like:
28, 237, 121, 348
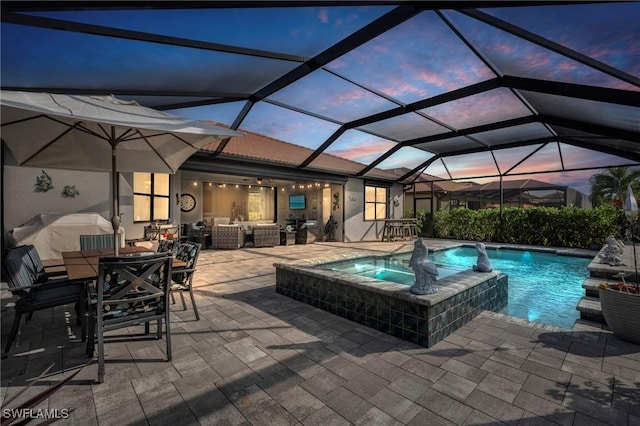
210, 225, 245, 249
252, 224, 280, 247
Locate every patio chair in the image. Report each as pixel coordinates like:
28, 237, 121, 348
87, 253, 172, 383
80, 234, 121, 250
252, 223, 280, 247
2, 245, 86, 356
24, 244, 68, 279
157, 238, 177, 255
170, 242, 201, 320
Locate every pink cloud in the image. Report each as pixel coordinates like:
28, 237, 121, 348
330, 88, 366, 106
318, 8, 329, 24
558, 61, 578, 71
331, 140, 395, 160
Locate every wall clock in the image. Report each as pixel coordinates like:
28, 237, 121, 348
180, 193, 196, 212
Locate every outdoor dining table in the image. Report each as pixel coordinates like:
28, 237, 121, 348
62, 246, 186, 280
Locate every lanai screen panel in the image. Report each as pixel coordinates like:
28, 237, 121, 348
2, 24, 301, 95
372, 147, 435, 172
471, 123, 553, 146
522, 91, 640, 133
558, 144, 633, 170
322, 130, 397, 165
168, 102, 247, 125
1, 2, 638, 186
240, 102, 340, 151
444, 10, 638, 90
443, 152, 499, 179
493, 145, 545, 174
480, 3, 640, 77
324, 10, 496, 105
23, 6, 392, 58
413, 136, 485, 155
357, 113, 449, 142
508, 144, 563, 175
267, 69, 398, 123
419, 88, 532, 130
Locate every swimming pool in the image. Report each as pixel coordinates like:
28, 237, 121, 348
321, 246, 591, 329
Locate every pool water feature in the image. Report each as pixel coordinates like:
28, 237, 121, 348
321, 246, 590, 329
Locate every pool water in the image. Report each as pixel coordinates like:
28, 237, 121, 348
321, 246, 591, 329
323, 256, 463, 285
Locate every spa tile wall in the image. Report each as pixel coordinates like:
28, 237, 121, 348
276, 269, 507, 347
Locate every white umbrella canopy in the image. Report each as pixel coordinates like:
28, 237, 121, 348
1, 90, 243, 254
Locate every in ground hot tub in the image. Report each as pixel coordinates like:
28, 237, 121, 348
275, 252, 507, 347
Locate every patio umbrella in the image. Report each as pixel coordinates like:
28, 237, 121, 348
1, 90, 243, 255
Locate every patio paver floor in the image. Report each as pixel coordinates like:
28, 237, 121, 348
2, 239, 639, 425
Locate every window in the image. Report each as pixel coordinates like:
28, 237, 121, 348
133, 172, 170, 222
364, 185, 387, 220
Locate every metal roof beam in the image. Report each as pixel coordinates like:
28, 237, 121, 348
503, 75, 640, 106
540, 114, 640, 142
396, 156, 441, 183
356, 144, 403, 176
402, 115, 537, 147
1, 12, 304, 62
558, 136, 640, 163
2, 1, 594, 12
299, 127, 347, 168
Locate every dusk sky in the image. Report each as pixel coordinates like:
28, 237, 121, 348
2, 3, 638, 195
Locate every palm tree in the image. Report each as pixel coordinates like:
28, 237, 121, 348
590, 166, 640, 207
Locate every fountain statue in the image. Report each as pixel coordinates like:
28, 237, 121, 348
598, 236, 625, 266
472, 242, 492, 272
409, 238, 439, 295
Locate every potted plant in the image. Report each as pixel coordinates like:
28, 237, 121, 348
599, 184, 640, 344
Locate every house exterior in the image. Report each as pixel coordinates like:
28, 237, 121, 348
2, 127, 406, 248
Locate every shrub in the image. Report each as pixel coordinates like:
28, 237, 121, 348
427, 205, 625, 249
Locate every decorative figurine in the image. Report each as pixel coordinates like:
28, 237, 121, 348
409, 237, 439, 295
332, 192, 340, 211
324, 215, 338, 241
598, 236, 625, 266
473, 242, 492, 272
61, 185, 79, 198
34, 170, 54, 192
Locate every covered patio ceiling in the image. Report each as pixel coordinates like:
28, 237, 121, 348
1, 1, 639, 189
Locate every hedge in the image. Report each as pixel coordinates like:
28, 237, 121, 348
424, 205, 625, 249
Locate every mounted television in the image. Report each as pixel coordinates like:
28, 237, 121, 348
289, 194, 306, 210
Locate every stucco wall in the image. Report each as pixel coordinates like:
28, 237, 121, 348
3, 164, 183, 247
343, 178, 404, 242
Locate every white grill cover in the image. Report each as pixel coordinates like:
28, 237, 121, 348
9, 213, 125, 260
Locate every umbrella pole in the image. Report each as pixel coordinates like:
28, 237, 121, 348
111, 140, 120, 256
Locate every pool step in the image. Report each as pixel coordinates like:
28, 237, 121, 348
582, 277, 606, 298
576, 296, 604, 323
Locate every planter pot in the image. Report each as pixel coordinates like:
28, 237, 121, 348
599, 287, 640, 344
